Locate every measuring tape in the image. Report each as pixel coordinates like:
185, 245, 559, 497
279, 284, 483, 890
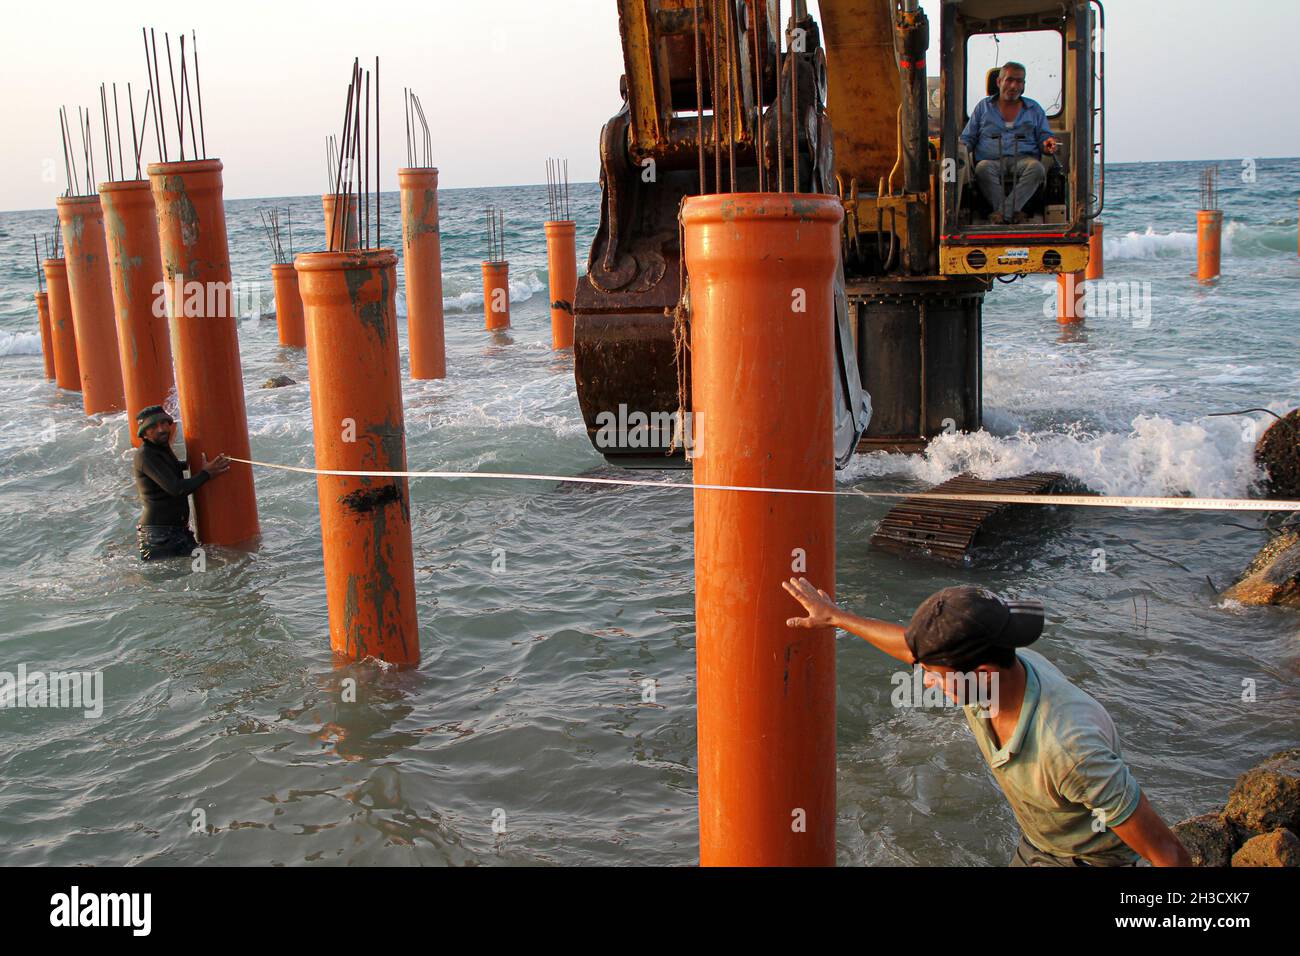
227, 458, 1300, 513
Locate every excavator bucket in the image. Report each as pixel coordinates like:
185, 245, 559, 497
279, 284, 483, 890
573, 7, 869, 469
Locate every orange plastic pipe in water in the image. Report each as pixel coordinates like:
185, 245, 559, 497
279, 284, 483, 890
295, 248, 419, 667
544, 219, 577, 349
482, 261, 510, 330
1197, 209, 1223, 284
398, 167, 447, 379
149, 159, 259, 546
1086, 220, 1104, 280
1056, 270, 1086, 325
683, 193, 841, 867
42, 259, 81, 391
57, 195, 126, 415
271, 264, 307, 348
100, 179, 177, 448
322, 192, 360, 252
34, 292, 55, 380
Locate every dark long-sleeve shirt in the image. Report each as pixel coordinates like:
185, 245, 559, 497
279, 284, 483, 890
133, 439, 209, 527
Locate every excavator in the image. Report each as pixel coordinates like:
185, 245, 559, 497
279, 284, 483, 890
574, 0, 1104, 464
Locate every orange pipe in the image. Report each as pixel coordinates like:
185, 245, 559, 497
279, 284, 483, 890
322, 192, 360, 252
295, 248, 419, 666
1086, 220, 1104, 280
149, 159, 259, 546
398, 167, 446, 379
100, 179, 176, 448
544, 220, 578, 349
683, 193, 840, 867
42, 259, 81, 391
482, 261, 510, 330
271, 263, 307, 348
57, 195, 126, 415
1197, 209, 1222, 284
1056, 270, 1086, 325
34, 292, 55, 381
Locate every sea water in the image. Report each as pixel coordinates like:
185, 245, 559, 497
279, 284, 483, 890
0, 159, 1296, 865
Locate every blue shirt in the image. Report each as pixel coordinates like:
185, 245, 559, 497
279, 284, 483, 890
960, 96, 1054, 164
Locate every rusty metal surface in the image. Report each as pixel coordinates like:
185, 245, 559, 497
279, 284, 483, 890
849, 274, 986, 447
573, 308, 687, 461
820, 0, 901, 191
869, 471, 1067, 564
573, 101, 690, 462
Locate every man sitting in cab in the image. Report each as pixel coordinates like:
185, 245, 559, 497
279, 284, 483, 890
960, 61, 1059, 224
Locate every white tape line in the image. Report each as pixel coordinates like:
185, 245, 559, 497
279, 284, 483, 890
228, 457, 1300, 513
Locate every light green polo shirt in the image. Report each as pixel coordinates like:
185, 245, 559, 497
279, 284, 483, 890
964, 648, 1142, 864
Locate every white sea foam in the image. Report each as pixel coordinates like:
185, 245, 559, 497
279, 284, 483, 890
0, 331, 41, 357
443, 270, 547, 313
1104, 227, 1197, 260
1102, 221, 1256, 260
840, 413, 1266, 500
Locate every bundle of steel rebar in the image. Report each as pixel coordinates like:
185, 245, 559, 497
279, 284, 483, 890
1200, 166, 1218, 212
484, 207, 506, 263
688, 0, 800, 196
259, 208, 295, 265
140, 27, 206, 164
545, 157, 571, 221
327, 56, 382, 251
404, 88, 432, 168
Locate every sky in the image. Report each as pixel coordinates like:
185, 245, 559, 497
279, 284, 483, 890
1, 0, 1297, 211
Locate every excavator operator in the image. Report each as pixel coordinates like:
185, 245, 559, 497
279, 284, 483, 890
961, 61, 1060, 224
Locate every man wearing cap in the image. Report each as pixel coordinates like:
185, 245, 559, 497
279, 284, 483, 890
133, 405, 230, 561
784, 578, 1191, 867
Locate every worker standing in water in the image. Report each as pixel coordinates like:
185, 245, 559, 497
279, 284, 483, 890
784, 578, 1192, 867
132, 405, 230, 561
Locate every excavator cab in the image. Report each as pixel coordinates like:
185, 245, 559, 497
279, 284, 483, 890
937, 0, 1104, 276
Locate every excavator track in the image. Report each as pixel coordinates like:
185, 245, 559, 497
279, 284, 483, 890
869, 471, 1068, 564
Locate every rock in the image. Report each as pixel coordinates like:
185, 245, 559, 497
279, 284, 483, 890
1172, 811, 1236, 867
1231, 828, 1300, 867
1224, 747, 1300, 834
1255, 408, 1300, 498
261, 375, 296, 389
1223, 527, 1300, 608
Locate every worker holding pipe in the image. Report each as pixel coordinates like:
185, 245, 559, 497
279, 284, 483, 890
784, 578, 1192, 867
132, 405, 230, 561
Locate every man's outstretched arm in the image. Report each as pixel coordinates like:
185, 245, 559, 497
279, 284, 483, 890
783, 577, 913, 664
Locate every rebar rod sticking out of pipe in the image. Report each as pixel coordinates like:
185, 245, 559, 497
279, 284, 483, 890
775, 0, 784, 192
693, 0, 705, 191
193, 30, 206, 160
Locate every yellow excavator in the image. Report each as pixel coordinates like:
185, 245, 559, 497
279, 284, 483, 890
574, 0, 1104, 462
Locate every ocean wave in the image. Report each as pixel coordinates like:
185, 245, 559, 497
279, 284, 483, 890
1104, 221, 1296, 260
0, 330, 42, 357
443, 269, 547, 313
1104, 227, 1197, 261
840, 413, 1266, 500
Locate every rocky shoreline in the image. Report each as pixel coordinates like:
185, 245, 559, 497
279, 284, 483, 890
1172, 748, 1300, 866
